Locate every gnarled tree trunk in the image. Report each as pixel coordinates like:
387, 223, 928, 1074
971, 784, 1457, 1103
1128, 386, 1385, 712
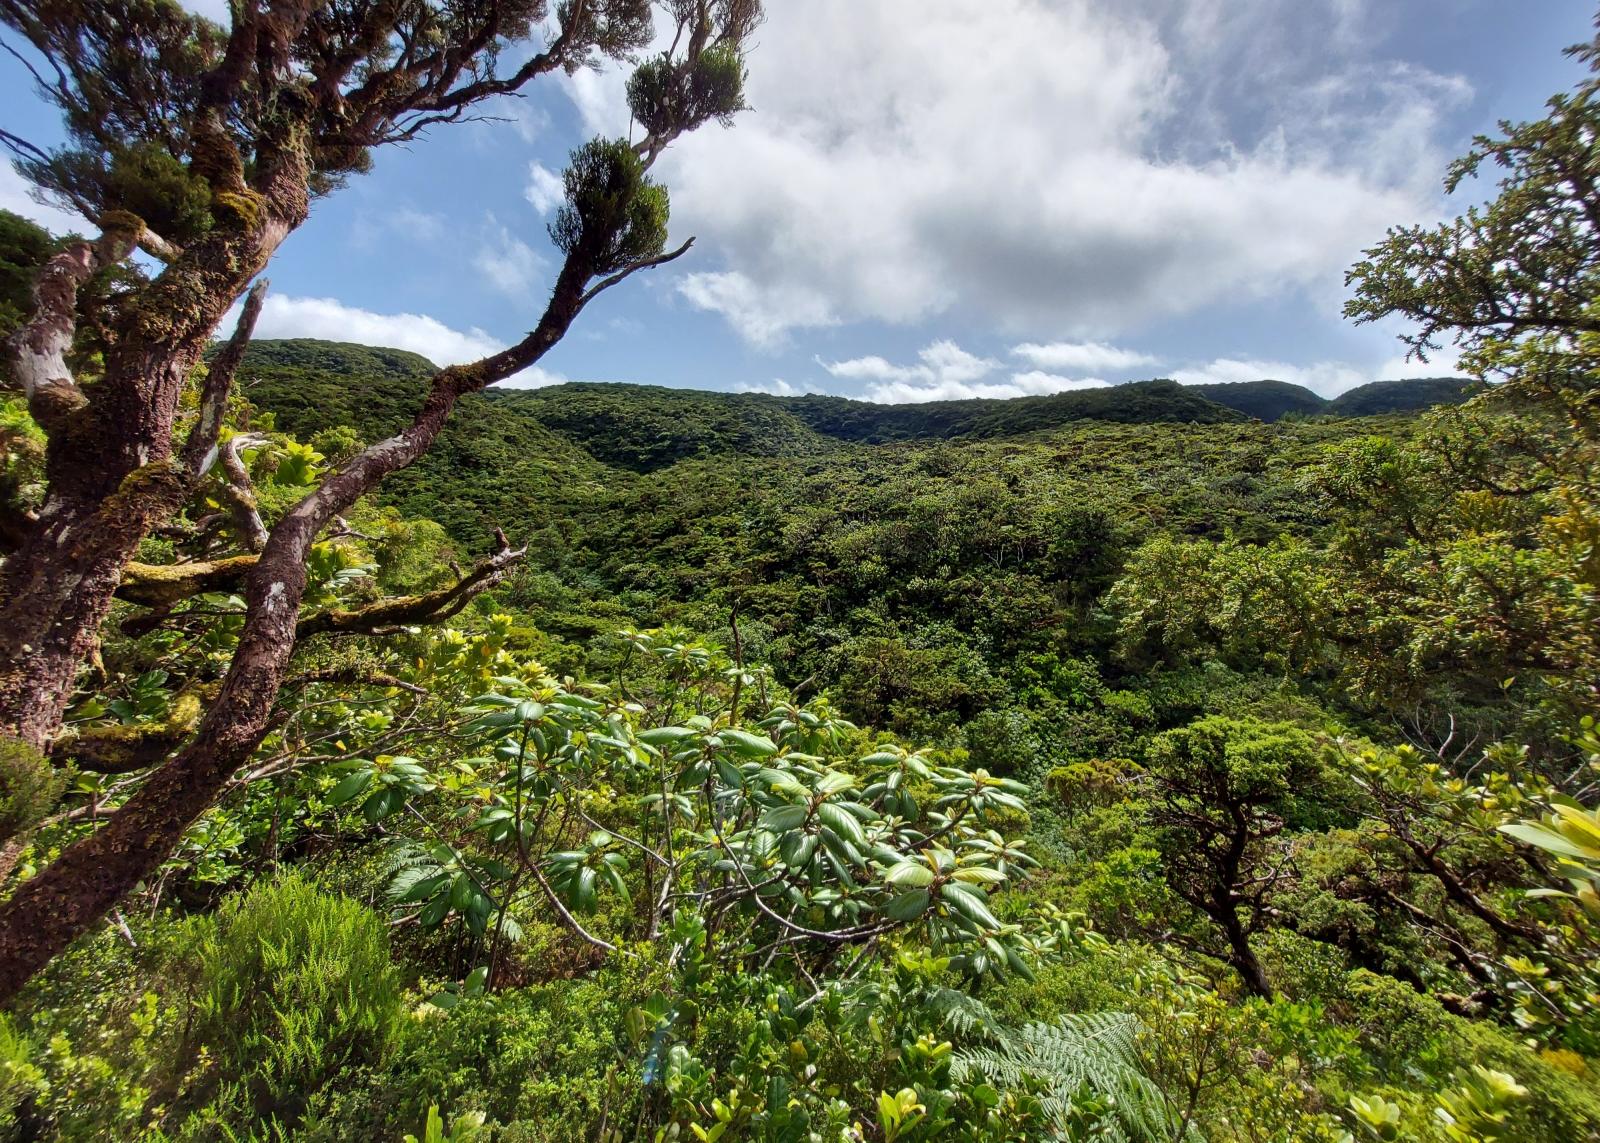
0, 185, 302, 751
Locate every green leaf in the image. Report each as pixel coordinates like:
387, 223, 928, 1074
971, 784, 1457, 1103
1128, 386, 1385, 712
940, 882, 1000, 929
884, 861, 935, 888
759, 805, 809, 833
418, 895, 450, 928
719, 729, 779, 757
639, 726, 697, 746
327, 769, 373, 806
362, 786, 405, 822
817, 802, 865, 846
779, 831, 818, 870
882, 888, 931, 922
398, 873, 448, 905
1500, 822, 1598, 861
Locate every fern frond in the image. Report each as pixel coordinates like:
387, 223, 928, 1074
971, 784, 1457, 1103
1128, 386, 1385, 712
952, 1012, 1188, 1143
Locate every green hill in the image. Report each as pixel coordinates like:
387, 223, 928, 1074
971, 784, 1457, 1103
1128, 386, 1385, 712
234, 345, 1481, 471
1189, 377, 1478, 422
1328, 376, 1478, 416
1190, 380, 1329, 421
236, 341, 1254, 465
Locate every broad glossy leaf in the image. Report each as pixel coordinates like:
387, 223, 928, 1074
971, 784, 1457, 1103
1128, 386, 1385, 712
884, 861, 935, 888
882, 888, 931, 921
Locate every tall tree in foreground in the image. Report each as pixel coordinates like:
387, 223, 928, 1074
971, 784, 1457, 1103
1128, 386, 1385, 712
0, 0, 760, 998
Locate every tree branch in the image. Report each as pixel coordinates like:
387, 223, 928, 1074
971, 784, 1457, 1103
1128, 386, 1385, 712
296, 532, 526, 638
2, 220, 139, 429
52, 689, 212, 774
182, 279, 269, 480
215, 433, 271, 552
115, 554, 258, 608
580, 238, 695, 306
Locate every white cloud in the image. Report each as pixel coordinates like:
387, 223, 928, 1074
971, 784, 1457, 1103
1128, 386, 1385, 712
1170, 356, 1372, 397
865, 370, 1111, 404
475, 222, 544, 296
235, 295, 563, 388
735, 378, 805, 396
346, 203, 445, 252
677, 271, 838, 349
626, 0, 1468, 347
1168, 349, 1466, 398
524, 162, 565, 215
817, 339, 1109, 402
820, 339, 998, 387
1377, 349, 1463, 380
0, 161, 87, 235
1012, 340, 1159, 373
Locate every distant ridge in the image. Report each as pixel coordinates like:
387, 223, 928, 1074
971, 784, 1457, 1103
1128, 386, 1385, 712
235, 341, 1480, 475
1192, 376, 1478, 422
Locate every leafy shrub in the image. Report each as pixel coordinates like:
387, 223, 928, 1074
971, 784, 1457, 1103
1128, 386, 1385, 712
0, 736, 65, 844
306, 965, 656, 1141
181, 873, 402, 1130
0, 1013, 44, 1138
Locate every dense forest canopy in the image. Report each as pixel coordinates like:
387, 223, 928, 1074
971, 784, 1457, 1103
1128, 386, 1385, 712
2, 2, 1600, 1142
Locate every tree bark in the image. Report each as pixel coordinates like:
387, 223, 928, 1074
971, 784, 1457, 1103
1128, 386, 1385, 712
1219, 908, 1273, 1000
0, 193, 297, 751
0, 255, 593, 1002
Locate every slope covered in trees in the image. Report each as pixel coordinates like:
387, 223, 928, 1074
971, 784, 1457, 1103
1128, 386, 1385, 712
241, 337, 1477, 468
1191, 376, 1477, 421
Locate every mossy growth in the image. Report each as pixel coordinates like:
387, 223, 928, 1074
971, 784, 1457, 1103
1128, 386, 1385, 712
0, 736, 65, 844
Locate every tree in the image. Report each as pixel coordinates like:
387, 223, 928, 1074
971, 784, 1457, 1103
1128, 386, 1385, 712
1344, 14, 1600, 394
0, 0, 762, 999
1342, 11, 1600, 731
1142, 716, 1331, 998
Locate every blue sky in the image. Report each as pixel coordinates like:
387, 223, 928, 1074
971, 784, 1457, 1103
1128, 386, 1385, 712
1, 1, 1593, 399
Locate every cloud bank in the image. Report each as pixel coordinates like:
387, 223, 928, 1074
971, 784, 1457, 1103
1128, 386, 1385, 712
236, 295, 564, 388
565, 0, 1466, 349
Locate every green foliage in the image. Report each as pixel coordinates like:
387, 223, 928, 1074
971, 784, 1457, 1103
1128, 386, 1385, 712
0, 209, 59, 338
549, 138, 669, 275
20, 21, 1600, 1134
0, 736, 65, 844
1328, 377, 1478, 416
404, 1104, 486, 1143
951, 1010, 1181, 1141
1191, 376, 1475, 422
627, 45, 748, 139
0, 1013, 45, 1136
184, 873, 402, 1130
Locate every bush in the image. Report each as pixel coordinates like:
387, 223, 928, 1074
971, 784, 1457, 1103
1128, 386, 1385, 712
305, 967, 656, 1141
0, 1013, 44, 1139
182, 872, 402, 1130
0, 735, 65, 845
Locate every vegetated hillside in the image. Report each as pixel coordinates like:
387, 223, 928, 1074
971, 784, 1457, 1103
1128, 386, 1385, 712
236, 341, 1252, 465
1190, 380, 1331, 421
1192, 377, 1478, 421
487, 376, 1251, 458
237, 340, 611, 546
487, 381, 836, 469
1329, 376, 1479, 416
771, 378, 1248, 442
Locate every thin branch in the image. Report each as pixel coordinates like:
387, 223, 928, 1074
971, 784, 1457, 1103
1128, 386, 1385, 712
580, 238, 695, 305
182, 279, 269, 479
296, 533, 526, 638
3, 222, 139, 429
216, 433, 271, 552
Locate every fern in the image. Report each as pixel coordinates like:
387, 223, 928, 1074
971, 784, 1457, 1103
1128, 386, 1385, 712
923, 984, 1005, 1039
948, 1004, 1189, 1143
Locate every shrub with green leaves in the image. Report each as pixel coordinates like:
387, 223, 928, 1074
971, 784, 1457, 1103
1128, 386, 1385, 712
182, 873, 402, 1131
